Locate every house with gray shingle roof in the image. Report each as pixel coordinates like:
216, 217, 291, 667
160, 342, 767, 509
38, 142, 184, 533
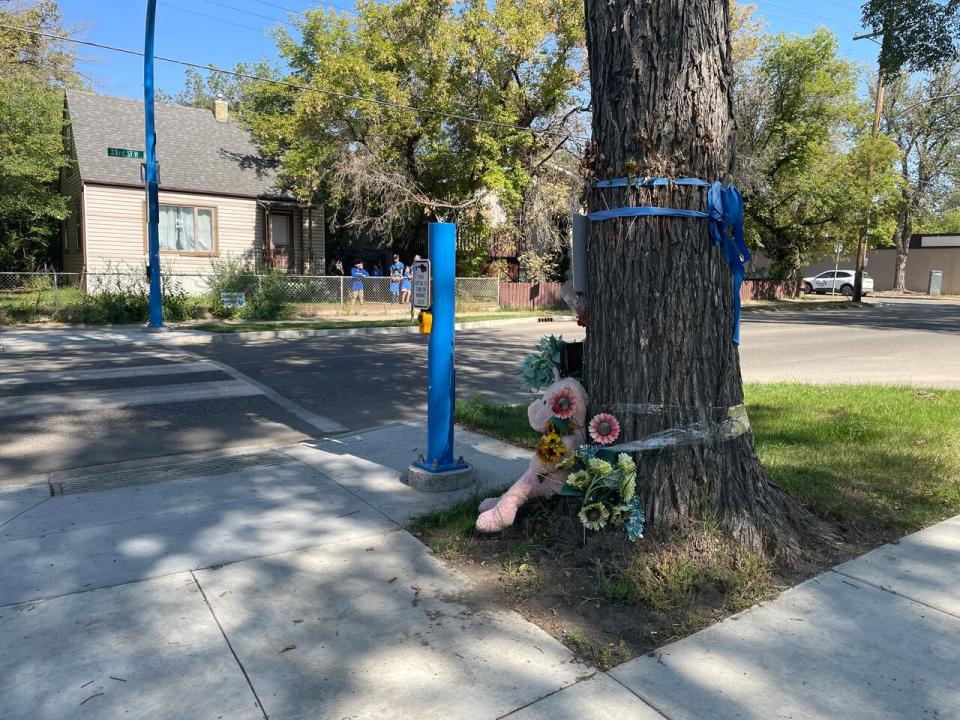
61, 90, 324, 277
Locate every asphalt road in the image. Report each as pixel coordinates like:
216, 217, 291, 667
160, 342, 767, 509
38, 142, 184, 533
1, 298, 956, 481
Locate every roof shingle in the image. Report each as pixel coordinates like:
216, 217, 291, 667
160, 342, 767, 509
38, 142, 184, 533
66, 90, 288, 199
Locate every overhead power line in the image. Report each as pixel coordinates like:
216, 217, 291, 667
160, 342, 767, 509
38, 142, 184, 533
0, 24, 587, 141
753, 0, 859, 29
157, 2, 266, 33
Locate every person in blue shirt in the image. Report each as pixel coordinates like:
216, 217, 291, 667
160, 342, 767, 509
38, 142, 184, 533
372, 265, 384, 277
400, 265, 412, 304
388, 254, 405, 304
350, 260, 369, 304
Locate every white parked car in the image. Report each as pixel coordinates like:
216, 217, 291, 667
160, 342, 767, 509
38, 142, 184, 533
802, 270, 873, 297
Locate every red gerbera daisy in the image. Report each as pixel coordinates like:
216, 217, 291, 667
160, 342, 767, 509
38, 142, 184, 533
589, 413, 621, 445
550, 388, 577, 419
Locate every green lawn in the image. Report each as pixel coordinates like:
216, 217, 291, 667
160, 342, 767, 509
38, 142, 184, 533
192, 311, 565, 333
455, 384, 960, 537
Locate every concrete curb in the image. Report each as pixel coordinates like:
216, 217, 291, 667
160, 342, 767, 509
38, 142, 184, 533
0, 316, 575, 351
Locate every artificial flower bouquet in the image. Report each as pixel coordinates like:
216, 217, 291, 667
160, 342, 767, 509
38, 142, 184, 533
557, 411, 644, 541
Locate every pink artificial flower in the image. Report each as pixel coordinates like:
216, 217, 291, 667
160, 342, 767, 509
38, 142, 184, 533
589, 413, 621, 445
551, 388, 577, 419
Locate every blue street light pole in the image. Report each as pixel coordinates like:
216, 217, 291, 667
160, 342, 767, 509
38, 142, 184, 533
407, 222, 472, 490
144, 0, 163, 329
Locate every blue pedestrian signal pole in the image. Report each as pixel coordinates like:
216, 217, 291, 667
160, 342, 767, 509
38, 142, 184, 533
407, 222, 473, 490
143, 0, 163, 329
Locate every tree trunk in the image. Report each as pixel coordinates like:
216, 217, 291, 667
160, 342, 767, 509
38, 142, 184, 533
583, 0, 817, 558
893, 204, 914, 293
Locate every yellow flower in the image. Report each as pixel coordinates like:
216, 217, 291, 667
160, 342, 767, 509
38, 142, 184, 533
588, 458, 613, 476
537, 432, 567, 464
566, 470, 591, 490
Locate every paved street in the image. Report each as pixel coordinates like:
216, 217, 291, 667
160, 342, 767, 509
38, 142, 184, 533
0, 299, 956, 483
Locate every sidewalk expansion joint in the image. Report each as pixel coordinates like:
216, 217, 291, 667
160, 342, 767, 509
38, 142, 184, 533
605, 669, 675, 719
494, 673, 597, 719
0, 497, 51, 531
0, 528, 400, 610
191, 570, 270, 720
829, 568, 960, 621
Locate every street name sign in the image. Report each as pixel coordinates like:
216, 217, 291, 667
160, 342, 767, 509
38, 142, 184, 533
107, 147, 145, 159
411, 259, 431, 309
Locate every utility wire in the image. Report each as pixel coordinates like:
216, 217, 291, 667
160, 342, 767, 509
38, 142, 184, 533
0, 24, 588, 141
158, 2, 267, 33
201, 0, 296, 28
753, 0, 859, 29
248, 0, 358, 16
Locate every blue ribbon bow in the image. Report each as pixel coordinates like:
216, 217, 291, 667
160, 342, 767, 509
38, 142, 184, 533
587, 177, 751, 344
707, 182, 750, 344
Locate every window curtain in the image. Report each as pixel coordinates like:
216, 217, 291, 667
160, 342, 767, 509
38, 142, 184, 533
158, 205, 179, 251
197, 209, 214, 252
158, 205, 196, 251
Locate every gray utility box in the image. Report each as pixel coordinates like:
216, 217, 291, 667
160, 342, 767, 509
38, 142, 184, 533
928, 270, 944, 296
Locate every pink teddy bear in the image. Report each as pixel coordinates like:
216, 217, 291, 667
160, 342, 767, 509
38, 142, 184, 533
476, 371, 588, 533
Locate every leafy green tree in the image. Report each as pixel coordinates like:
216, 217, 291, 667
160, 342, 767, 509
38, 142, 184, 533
735, 29, 900, 275
862, 0, 960, 78
882, 65, 960, 290
240, 0, 586, 262
0, 1, 79, 270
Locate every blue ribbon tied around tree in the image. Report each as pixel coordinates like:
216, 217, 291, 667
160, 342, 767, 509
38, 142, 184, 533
588, 178, 751, 344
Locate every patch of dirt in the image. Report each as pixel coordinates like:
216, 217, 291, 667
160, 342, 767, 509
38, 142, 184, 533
415, 497, 875, 670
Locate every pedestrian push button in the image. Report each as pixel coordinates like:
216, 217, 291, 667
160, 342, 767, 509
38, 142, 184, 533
418, 311, 433, 335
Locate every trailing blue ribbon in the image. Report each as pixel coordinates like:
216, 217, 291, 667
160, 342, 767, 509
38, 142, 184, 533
707, 182, 749, 344
588, 177, 750, 344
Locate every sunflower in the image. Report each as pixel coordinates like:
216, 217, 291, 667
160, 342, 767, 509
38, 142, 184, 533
578, 502, 609, 531
536, 432, 567, 464
617, 453, 636, 473
550, 388, 577, 420
588, 413, 621, 445
588, 458, 613, 476
609, 503, 633, 526
566, 470, 591, 490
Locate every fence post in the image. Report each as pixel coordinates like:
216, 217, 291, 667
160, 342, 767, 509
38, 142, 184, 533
52, 270, 59, 313
339, 275, 344, 310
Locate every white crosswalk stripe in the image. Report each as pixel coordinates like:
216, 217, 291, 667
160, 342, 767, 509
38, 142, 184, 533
0, 380, 263, 419
0, 361, 220, 387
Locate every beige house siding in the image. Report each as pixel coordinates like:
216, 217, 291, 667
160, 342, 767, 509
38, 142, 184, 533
83, 184, 263, 277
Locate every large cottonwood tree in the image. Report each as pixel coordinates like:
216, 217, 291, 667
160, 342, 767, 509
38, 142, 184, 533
583, 0, 814, 556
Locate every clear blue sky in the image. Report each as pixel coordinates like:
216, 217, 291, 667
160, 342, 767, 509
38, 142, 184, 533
58, 0, 879, 100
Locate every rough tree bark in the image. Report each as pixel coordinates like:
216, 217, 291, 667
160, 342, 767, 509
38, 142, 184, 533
583, 0, 819, 558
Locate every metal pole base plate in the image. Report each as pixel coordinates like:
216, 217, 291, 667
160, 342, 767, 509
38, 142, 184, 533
404, 463, 475, 492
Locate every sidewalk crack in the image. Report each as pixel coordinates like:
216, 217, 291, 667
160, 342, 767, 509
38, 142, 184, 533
190, 569, 269, 719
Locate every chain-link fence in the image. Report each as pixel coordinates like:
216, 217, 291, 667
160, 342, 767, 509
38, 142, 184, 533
0, 271, 500, 324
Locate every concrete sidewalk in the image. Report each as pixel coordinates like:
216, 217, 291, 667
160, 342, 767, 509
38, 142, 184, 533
1, 422, 958, 719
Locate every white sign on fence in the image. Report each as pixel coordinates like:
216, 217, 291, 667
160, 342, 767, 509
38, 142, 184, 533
411, 260, 431, 309
221, 291, 246, 308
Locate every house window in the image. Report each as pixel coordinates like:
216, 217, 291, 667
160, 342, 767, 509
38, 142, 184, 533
157, 204, 217, 255
270, 213, 291, 247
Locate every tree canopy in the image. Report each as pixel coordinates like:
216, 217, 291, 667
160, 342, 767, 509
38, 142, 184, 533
862, 0, 960, 78
235, 0, 586, 267
0, 1, 79, 270
733, 22, 901, 275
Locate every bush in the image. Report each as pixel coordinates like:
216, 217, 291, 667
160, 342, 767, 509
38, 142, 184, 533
76, 266, 199, 324
206, 257, 259, 318
242, 268, 292, 320
206, 259, 291, 320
